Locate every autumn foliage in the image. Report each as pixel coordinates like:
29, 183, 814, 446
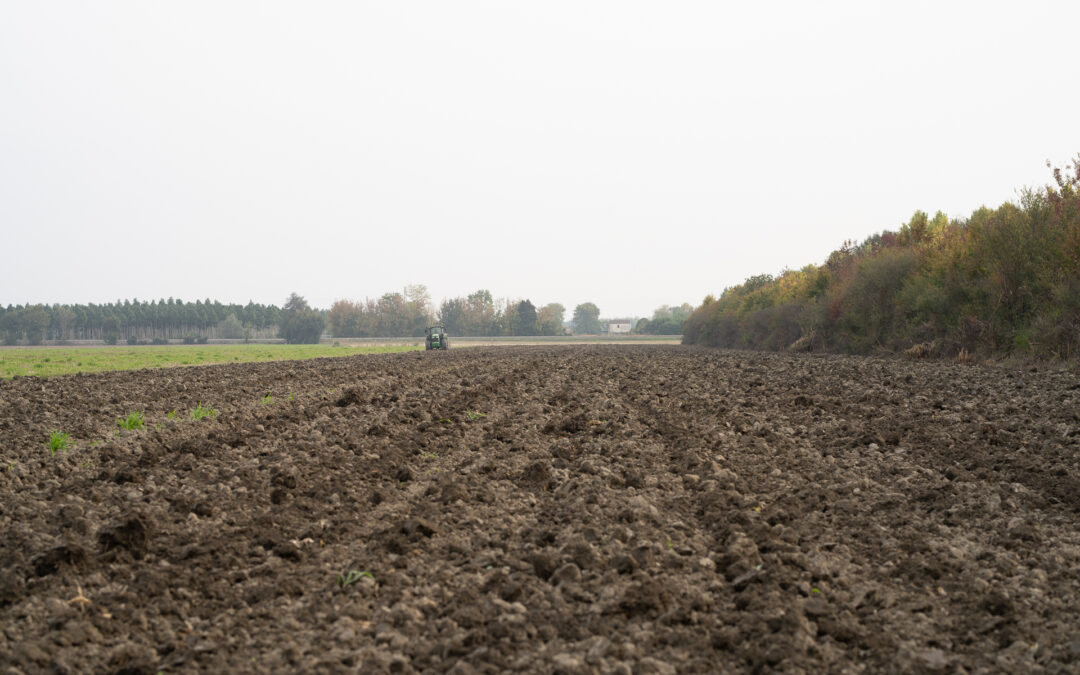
683, 156, 1080, 359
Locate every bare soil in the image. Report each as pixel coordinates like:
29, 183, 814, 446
2, 346, 1079, 673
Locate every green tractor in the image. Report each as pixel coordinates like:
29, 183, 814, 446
425, 325, 450, 351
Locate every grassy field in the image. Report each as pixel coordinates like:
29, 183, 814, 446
0, 344, 421, 379
0, 336, 682, 379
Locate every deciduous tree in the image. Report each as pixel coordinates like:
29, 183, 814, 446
279, 293, 324, 344
438, 298, 466, 335
572, 303, 601, 334
537, 303, 566, 335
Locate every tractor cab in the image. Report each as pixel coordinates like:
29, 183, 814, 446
425, 325, 449, 351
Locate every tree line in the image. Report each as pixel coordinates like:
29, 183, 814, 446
327, 287, 571, 338
683, 155, 1080, 359
633, 304, 694, 335
438, 292, 569, 337
0, 298, 281, 345
0, 289, 637, 345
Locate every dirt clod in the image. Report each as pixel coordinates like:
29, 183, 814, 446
30, 544, 88, 577
97, 514, 150, 559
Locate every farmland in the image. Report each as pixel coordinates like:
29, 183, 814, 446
0, 344, 420, 379
0, 337, 679, 379
1, 346, 1079, 672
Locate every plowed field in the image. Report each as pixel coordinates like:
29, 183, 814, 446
2, 346, 1079, 673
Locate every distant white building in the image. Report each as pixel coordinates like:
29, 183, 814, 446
607, 319, 632, 334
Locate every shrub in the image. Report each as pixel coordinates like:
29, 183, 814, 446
183, 336, 196, 345
127, 336, 139, 345
152, 337, 168, 345
829, 248, 918, 352
218, 313, 245, 339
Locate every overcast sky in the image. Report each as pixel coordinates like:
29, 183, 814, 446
2, 1, 1078, 318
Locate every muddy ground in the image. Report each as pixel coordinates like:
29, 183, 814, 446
1, 346, 1079, 674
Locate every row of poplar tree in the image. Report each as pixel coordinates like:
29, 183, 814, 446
0, 299, 281, 345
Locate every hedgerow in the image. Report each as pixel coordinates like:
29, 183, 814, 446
684, 156, 1080, 359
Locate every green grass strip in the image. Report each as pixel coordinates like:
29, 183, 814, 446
0, 344, 420, 379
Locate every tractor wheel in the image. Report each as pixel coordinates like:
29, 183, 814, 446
442, 337, 450, 350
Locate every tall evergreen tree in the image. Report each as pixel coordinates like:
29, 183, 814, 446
513, 300, 538, 335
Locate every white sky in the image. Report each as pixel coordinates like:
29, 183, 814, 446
2, 1, 1078, 318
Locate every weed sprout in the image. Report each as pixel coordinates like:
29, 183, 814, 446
116, 412, 145, 431
45, 430, 73, 456
336, 570, 374, 588
190, 402, 217, 420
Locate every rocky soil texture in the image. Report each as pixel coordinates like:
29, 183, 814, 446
2, 346, 1079, 673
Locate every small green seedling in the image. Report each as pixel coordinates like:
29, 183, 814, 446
116, 412, 145, 432
811, 587, 821, 594
190, 402, 217, 420
464, 410, 487, 421
166, 409, 178, 420
45, 430, 73, 456
337, 570, 374, 588
260, 393, 274, 405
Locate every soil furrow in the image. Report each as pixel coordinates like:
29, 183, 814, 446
1, 346, 1078, 673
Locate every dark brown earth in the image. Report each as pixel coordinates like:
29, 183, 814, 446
2, 346, 1080, 674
